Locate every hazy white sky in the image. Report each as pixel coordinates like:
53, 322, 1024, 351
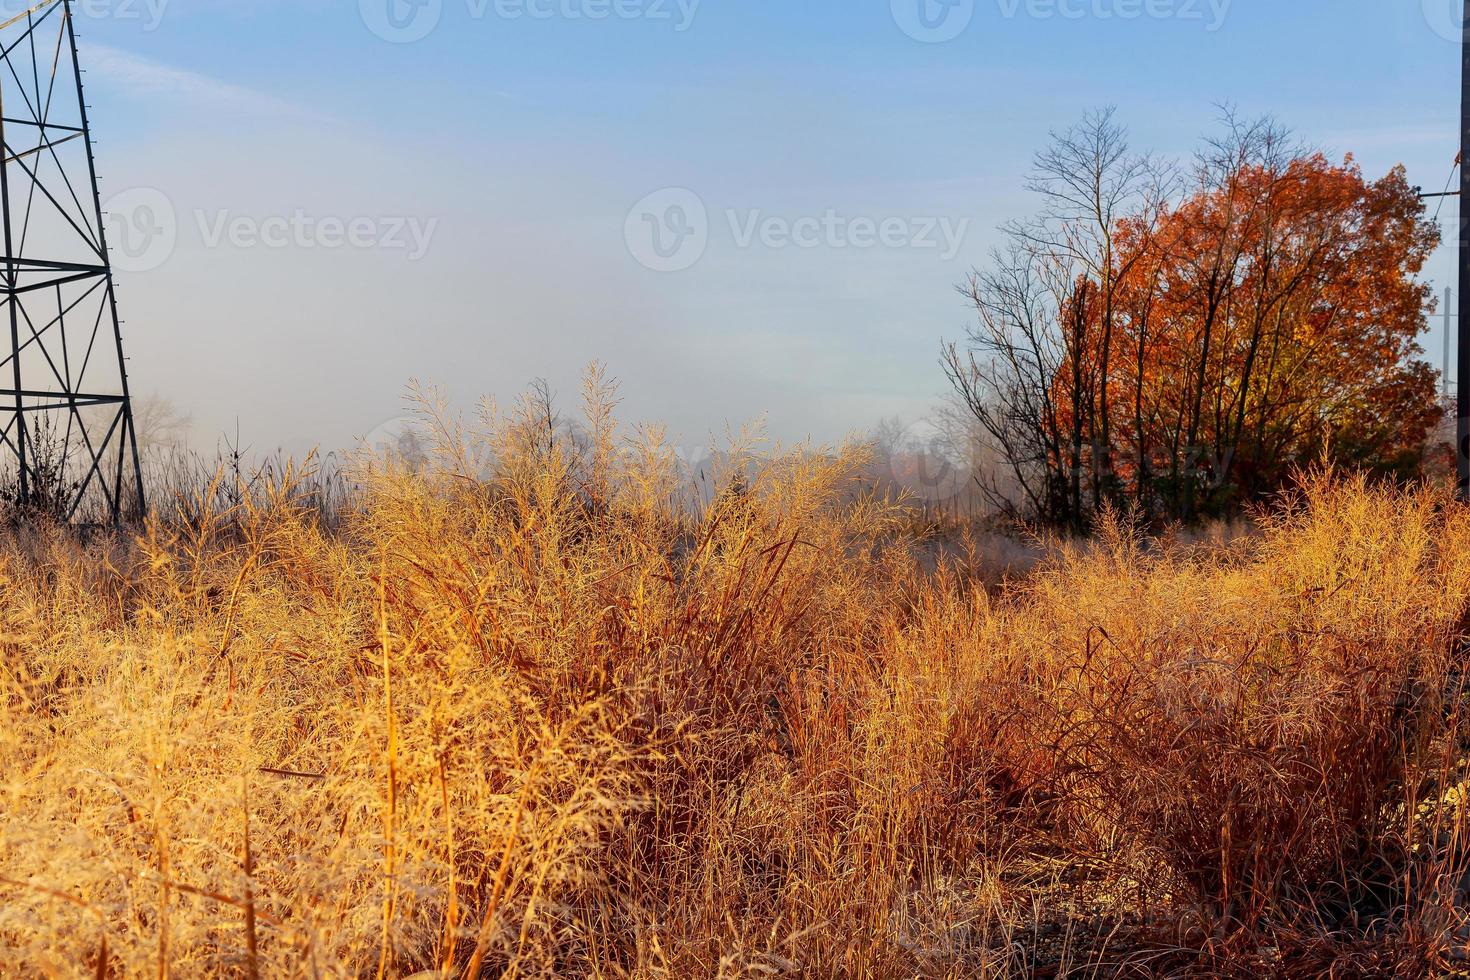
48, 0, 1468, 458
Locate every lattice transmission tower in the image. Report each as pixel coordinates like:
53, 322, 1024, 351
0, 0, 143, 523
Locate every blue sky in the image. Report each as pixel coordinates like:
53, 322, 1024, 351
43, 0, 1468, 455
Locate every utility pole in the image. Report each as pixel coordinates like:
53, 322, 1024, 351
1460, 0, 1470, 499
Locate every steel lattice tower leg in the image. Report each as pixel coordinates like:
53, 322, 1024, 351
0, 0, 143, 524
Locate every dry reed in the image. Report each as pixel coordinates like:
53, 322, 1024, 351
0, 370, 1467, 977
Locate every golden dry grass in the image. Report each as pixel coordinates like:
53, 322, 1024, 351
1, 374, 1468, 977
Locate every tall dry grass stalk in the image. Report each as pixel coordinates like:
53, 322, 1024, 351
0, 369, 1467, 977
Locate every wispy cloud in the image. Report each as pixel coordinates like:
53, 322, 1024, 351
81, 43, 326, 122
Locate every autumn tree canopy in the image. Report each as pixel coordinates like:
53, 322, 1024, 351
946, 110, 1441, 530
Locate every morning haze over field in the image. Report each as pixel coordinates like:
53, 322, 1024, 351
6, 1, 1470, 976
61, 0, 1468, 456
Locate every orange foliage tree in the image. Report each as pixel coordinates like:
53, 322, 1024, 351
947, 112, 1442, 529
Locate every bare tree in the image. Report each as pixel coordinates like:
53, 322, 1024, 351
132, 393, 193, 453
1011, 108, 1155, 511
944, 237, 1075, 527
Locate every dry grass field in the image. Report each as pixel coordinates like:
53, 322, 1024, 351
2, 379, 1469, 977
